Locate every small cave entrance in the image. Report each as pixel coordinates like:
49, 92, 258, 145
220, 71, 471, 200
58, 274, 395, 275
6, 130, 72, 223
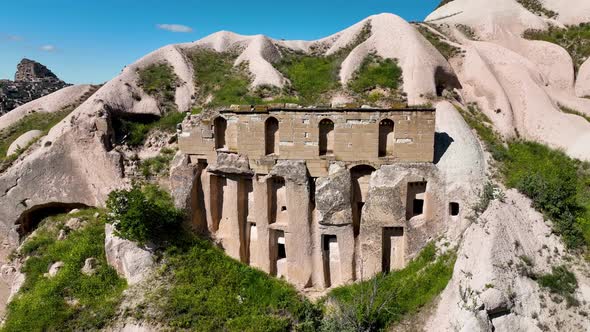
449, 202, 460, 217
15, 202, 89, 237
351, 165, 376, 237
434, 66, 462, 98
111, 112, 161, 146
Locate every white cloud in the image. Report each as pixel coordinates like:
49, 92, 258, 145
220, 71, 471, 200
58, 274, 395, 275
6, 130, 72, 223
6, 35, 22, 41
39, 44, 56, 52
156, 24, 193, 33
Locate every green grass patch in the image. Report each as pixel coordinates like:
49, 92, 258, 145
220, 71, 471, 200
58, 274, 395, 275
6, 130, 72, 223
148, 234, 320, 331
275, 22, 372, 105
0, 107, 76, 172
324, 243, 456, 331
516, 0, 558, 18
137, 63, 178, 113
456, 103, 590, 250
524, 23, 590, 74
559, 104, 590, 123
416, 25, 461, 60
348, 55, 402, 94
455, 104, 507, 161
139, 147, 177, 178
537, 265, 579, 306
502, 141, 590, 250
275, 53, 342, 104
2, 210, 126, 332
189, 49, 263, 106
112, 111, 185, 146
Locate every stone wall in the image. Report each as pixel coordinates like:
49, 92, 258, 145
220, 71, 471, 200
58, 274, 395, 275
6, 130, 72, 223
179, 107, 436, 177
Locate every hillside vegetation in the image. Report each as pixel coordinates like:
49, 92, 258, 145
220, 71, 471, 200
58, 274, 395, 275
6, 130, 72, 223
0, 107, 75, 172
2, 210, 126, 332
524, 23, 590, 74
137, 63, 178, 113
324, 243, 456, 331
457, 105, 590, 252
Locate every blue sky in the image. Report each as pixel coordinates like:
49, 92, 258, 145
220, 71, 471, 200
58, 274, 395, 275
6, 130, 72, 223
0, 1, 440, 84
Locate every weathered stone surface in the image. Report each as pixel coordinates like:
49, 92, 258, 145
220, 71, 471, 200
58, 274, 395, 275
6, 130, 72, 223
269, 160, 308, 185
65, 217, 85, 231
81, 257, 98, 276
46, 261, 64, 278
480, 288, 511, 315
315, 163, 352, 226
426, 190, 590, 332
208, 152, 253, 176
6, 130, 43, 156
105, 224, 154, 285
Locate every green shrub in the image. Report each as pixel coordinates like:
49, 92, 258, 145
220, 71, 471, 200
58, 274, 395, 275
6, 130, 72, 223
2, 210, 126, 332
139, 148, 176, 178
537, 265, 578, 306
150, 234, 320, 331
324, 243, 456, 331
348, 55, 402, 94
275, 53, 342, 104
516, 0, 558, 18
137, 63, 178, 113
503, 141, 587, 249
190, 49, 262, 106
524, 23, 590, 73
105, 184, 183, 244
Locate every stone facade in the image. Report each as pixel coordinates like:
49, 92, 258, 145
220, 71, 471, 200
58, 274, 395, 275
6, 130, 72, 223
174, 106, 460, 290
179, 107, 436, 177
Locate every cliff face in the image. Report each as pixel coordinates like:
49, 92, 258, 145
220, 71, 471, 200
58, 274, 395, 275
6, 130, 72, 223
0, 59, 69, 115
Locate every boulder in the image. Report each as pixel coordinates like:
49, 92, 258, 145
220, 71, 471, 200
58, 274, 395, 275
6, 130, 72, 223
315, 163, 353, 225
81, 257, 98, 276
104, 223, 153, 285
207, 152, 253, 176
46, 261, 64, 278
6, 130, 43, 156
480, 288, 512, 315
65, 217, 85, 231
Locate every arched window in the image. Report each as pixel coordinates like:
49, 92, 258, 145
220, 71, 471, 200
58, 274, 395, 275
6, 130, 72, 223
265, 117, 280, 155
319, 119, 334, 156
378, 119, 394, 157
214, 117, 227, 150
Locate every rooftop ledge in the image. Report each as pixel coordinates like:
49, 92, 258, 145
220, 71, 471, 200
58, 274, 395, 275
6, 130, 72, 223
218, 103, 436, 114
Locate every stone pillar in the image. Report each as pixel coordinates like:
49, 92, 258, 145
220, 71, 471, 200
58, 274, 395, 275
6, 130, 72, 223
252, 176, 271, 272
284, 179, 313, 288
215, 175, 247, 262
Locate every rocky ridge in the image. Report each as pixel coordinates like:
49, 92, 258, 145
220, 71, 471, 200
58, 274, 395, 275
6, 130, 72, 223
0, 59, 70, 115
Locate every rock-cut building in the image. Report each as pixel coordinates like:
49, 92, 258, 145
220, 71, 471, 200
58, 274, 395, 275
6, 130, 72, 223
176, 105, 461, 290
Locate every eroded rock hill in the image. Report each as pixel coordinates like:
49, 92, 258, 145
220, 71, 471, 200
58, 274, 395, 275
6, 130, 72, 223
0, 59, 70, 115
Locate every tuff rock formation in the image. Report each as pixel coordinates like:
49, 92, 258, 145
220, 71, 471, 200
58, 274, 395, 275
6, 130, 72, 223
0, 59, 70, 115
0, 1, 588, 329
